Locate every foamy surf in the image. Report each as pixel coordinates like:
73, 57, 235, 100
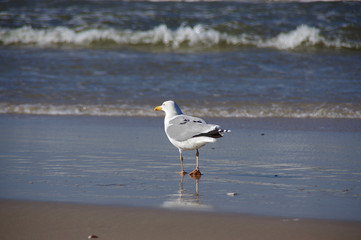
260, 25, 323, 50
0, 24, 359, 50
1, 103, 360, 119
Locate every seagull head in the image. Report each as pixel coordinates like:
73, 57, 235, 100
154, 100, 183, 117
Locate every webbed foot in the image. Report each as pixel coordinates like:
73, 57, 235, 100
189, 169, 202, 177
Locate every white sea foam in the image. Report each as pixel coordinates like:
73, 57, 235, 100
0, 25, 228, 48
0, 26, 123, 46
0, 24, 359, 50
0, 103, 159, 117
260, 25, 322, 50
1, 103, 360, 119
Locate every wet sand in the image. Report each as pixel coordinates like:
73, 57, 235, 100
0, 115, 361, 221
1, 199, 360, 240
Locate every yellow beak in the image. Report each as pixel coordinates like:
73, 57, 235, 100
154, 106, 162, 111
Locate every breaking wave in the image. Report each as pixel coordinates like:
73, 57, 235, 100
0, 24, 359, 50
1, 102, 360, 119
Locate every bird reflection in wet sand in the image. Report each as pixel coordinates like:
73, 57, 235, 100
162, 174, 212, 211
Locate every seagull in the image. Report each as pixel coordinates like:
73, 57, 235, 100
154, 100, 230, 176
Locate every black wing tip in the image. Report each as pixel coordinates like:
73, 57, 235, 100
192, 128, 230, 139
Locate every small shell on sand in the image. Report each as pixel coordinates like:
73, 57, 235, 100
227, 192, 237, 196
88, 234, 98, 239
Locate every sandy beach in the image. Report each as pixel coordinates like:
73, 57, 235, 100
1, 199, 361, 240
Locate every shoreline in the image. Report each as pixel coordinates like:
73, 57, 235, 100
1, 199, 361, 240
2, 113, 361, 131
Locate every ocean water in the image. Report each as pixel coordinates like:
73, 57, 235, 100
1, 0, 360, 118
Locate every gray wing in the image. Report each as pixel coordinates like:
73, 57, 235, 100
166, 115, 220, 142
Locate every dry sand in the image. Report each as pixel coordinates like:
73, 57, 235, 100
1, 200, 360, 240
